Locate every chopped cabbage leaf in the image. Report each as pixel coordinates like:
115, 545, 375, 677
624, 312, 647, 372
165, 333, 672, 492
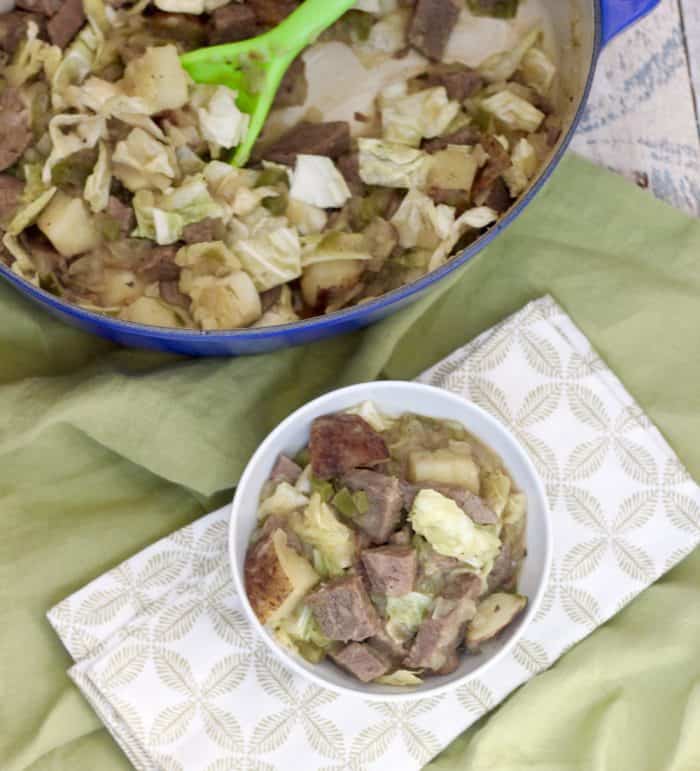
502, 138, 537, 197
386, 592, 433, 643
120, 45, 188, 114
374, 670, 423, 686
5, 21, 61, 89
289, 493, 356, 577
259, 482, 309, 519
520, 47, 557, 96
301, 232, 372, 267
184, 271, 262, 330
381, 86, 460, 148
84, 142, 112, 213
278, 604, 331, 648
286, 199, 327, 235
345, 401, 397, 432
234, 226, 302, 292
410, 489, 501, 569
2, 233, 39, 285
192, 85, 250, 158
42, 114, 107, 186
50, 23, 101, 111
118, 297, 182, 328
358, 139, 431, 189
391, 190, 455, 250
502, 492, 527, 526
154, 0, 229, 12
133, 176, 224, 245
289, 155, 351, 209
7, 187, 56, 236
428, 205, 498, 271
478, 26, 540, 83
480, 89, 545, 133
481, 470, 511, 518
253, 285, 300, 328
176, 241, 241, 291
366, 10, 407, 54
113, 127, 179, 193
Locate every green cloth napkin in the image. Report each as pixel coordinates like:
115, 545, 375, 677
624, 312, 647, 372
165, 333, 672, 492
1, 154, 699, 771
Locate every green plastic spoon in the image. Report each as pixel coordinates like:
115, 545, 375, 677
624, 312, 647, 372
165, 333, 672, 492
180, 0, 358, 167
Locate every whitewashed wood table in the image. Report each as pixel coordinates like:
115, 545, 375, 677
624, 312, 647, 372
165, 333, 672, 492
573, 1, 700, 216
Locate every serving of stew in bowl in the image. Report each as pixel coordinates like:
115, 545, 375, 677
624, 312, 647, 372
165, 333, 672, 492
230, 381, 551, 699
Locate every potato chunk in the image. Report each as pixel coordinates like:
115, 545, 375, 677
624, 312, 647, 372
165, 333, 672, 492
466, 592, 527, 649
408, 448, 480, 493
37, 192, 101, 257
245, 528, 319, 627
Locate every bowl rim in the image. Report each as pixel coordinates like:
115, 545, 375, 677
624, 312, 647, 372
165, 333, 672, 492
229, 381, 553, 701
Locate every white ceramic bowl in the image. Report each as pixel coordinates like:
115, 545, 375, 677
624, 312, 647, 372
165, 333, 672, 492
229, 381, 552, 701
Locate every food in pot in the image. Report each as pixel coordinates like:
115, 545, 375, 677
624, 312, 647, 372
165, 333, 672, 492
244, 402, 528, 685
0, 0, 560, 330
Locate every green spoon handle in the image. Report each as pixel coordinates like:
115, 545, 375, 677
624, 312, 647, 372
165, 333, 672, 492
268, 0, 359, 55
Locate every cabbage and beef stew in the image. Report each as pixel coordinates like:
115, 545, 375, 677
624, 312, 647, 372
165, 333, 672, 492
0, 0, 559, 331
244, 404, 528, 686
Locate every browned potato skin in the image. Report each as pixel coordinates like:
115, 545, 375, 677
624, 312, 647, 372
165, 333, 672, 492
245, 529, 294, 625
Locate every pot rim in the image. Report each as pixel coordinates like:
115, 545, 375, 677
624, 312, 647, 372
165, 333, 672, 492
0, 4, 602, 344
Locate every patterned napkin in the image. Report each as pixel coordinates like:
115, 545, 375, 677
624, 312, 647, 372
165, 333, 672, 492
48, 296, 700, 771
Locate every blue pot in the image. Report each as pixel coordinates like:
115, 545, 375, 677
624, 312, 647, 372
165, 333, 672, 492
0, 0, 660, 356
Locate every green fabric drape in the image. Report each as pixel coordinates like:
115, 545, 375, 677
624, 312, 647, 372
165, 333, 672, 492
1, 155, 699, 771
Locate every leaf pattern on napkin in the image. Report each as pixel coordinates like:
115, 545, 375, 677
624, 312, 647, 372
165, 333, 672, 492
48, 296, 700, 771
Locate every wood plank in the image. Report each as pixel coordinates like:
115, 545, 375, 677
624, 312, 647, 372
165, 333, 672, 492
680, 0, 700, 117
571, 1, 700, 217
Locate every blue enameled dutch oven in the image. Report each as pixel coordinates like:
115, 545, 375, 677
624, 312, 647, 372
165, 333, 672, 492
0, 0, 660, 356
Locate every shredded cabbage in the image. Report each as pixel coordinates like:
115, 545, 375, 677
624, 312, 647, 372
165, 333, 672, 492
366, 10, 407, 53
344, 401, 397, 432
520, 47, 557, 96
375, 670, 423, 686
478, 26, 541, 82
480, 89, 545, 133
259, 482, 309, 518
185, 270, 262, 330
386, 592, 433, 643
289, 493, 356, 577
113, 127, 179, 193
289, 155, 351, 209
381, 86, 460, 148
428, 206, 499, 271
286, 199, 327, 235
358, 139, 431, 189
6, 187, 56, 236
234, 226, 302, 292
301, 232, 372, 267
410, 489, 502, 569
391, 190, 455, 250
192, 85, 250, 158
5, 21, 61, 89
502, 138, 537, 197
42, 114, 107, 186
2, 233, 39, 285
133, 176, 224, 245
50, 23, 101, 111
84, 142, 112, 213
176, 240, 241, 290
253, 285, 300, 328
